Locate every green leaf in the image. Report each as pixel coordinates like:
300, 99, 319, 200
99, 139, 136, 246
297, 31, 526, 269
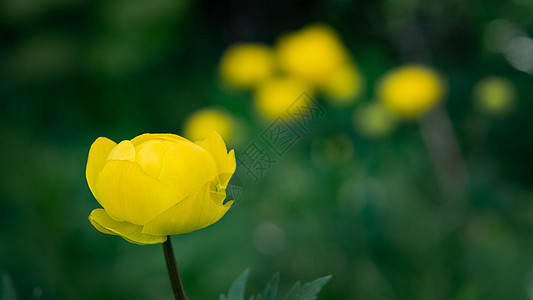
262, 273, 279, 300
282, 275, 331, 300
222, 270, 330, 300
282, 282, 301, 300
226, 268, 251, 300
298, 276, 332, 300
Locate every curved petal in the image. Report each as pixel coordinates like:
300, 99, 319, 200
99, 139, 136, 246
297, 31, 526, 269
134, 139, 169, 178
130, 133, 188, 146
86, 137, 117, 199
142, 181, 233, 236
157, 140, 218, 200
194, 132, 236, 187
89, 209, 166, 245
107, 140, 135, 162
96, 160, 179, 225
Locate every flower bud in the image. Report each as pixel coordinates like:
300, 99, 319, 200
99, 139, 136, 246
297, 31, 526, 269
86, 132, 236, 245
219, 43, 275, 89
377, 65, 445, 119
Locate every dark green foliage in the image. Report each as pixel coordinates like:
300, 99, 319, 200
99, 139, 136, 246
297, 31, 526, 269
224, 269, 251, 300
222, 270, 330, 300
261, 273, 279, 300
282, 276, 332, 300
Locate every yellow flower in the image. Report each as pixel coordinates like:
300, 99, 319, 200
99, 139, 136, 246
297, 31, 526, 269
321, 63, 364, 106
184, 108, 234, 142
472, 76, 516, 117
254, 77, 312, 119
353, 102, 397, 138
377, 65, 445, 119
219, 43, 275, 89
86, 132, 236, 245
276, 24, 349, 85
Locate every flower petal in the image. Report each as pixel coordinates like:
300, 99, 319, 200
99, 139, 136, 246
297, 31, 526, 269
134, 139, 170, 178
86, 137, 117, 199
194, 132, 236, 187
107, 140, 135, 162
130, 133, 188, 146
157, 140, 218, 200
142, 181, 233, 236
96, 160, 178, 225
89, 209, 166, 245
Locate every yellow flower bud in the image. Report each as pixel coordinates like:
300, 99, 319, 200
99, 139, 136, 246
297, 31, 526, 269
472, 76, 516, 117
253, 77, 313, 119
219, 43, 275, 89
377, 65, 445, 119
322, 63, 364, 106
353, 102, 397, 138
86, 132, 236, 245
276, 24, 349, 85
183, 108, 234, 142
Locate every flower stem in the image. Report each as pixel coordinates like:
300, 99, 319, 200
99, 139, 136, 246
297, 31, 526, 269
162, 236, 187, 300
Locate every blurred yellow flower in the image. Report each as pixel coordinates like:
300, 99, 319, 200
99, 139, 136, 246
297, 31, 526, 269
353, 102, 397, 138
377, 65, 445, 119
322, 63, 364, 106
276, 24, 349, 85
472, 76, 516, 117
86, 132, 236, 245
219, 43, 274, 89
184, 108, 234, 142
254, 77, 312, 119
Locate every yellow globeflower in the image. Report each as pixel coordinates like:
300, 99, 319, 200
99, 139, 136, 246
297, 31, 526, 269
86, 132, 236, 245
254, 77, 312, 119
276, 24, 349, 85
322, 63, 364, 106
473, 76, 516, 117
377, 65, 445, 119
353, 102, 397, 138
219, 43, 274, 89
184, 108, 234, 142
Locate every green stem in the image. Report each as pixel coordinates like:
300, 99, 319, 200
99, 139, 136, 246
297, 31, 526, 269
162, 236, 187, 300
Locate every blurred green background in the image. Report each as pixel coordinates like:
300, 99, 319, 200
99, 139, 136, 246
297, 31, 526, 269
1, 0, 533, 299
